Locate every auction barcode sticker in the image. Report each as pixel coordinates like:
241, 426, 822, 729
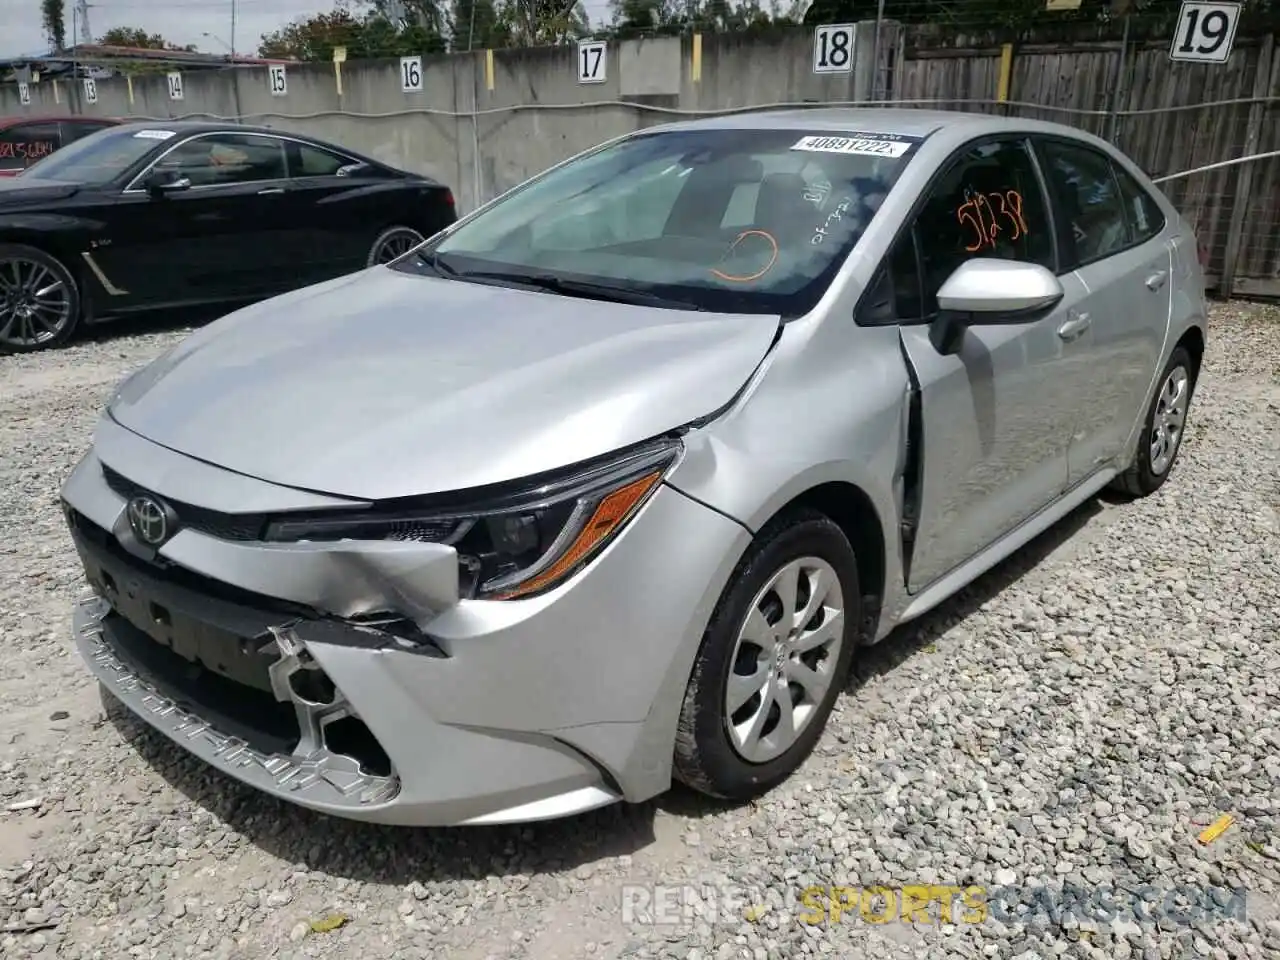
791, 134, 914, 158
134, 129, 178, 140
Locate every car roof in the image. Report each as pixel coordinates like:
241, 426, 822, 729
109, 119, 298, 138
0, 115, 122, 130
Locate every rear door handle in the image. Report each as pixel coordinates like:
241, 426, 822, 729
1057, 312, 1091, 342
1145, 270, 1168, 291
257, 187, 285, 195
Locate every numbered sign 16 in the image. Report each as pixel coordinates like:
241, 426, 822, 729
578, 39, 607, 84
813, 24, 855, 74
1169, 0, 1241, 63
167, 72, 184, 101
268, 64, 288, 97
82, 77, 98, 104
18, 82, 31, 105
401, 56, 423, 93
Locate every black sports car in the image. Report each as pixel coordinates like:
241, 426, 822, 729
0, 120, 458, 353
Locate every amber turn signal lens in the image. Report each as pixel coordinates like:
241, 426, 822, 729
492, 470, 664, 600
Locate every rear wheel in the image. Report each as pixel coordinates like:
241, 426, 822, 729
672, 509, 859, 801
367, 226, 426, 267
0, 243, 81, 354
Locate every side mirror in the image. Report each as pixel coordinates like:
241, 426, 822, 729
144, 169, 191, 196
929, 259, 1064, 355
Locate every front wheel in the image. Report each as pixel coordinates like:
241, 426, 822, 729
0, 243, 82, 355
672, 508, 860, 801
1109, 344, 1195, 498
367, 225, 426, 267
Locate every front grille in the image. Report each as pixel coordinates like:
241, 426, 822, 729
101, 463, 268, 542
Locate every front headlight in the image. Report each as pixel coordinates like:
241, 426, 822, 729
263, 438, 682, 600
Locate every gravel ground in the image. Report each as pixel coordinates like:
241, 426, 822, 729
1, 303, 1277, 960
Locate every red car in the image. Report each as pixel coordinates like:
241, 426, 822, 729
0, 115, 121, 176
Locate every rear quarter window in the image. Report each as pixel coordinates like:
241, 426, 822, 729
0, 122, 62, 172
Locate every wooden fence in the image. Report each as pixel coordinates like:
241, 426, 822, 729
882, 22, 1280, 298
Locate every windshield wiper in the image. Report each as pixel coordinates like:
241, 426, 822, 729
451, 270, 707, 311
413, 249, 460, 277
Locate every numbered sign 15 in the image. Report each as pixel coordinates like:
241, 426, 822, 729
167, 72, 184, 101
578, 39, 607, 84
1169, 0, 1241, 63
268, 64, 288, 97
813, 24, 855, 74
82, 77, 98, 104
18, 82, 31, 105
401, 56, 423, 93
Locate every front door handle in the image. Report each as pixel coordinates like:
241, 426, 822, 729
1057, 312, 1091, 342
257, 187, 285, 195
1145, 270, 1168, 291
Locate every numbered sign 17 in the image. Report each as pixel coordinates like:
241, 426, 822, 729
268, 64, 288, 97
1169, 0, 1241, 63
401, 56, 423, 93
18, 82, 31, 105
82, 78, 98, 104
578, 40, 607, 84
813, 24, 855, 74
167, 72, 184, 101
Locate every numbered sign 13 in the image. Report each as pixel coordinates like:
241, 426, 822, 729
1169, 1, 1241, 63
167, 72, 184, 101
813, 24, 855, 74
268, 64, 288, 96
578, 40, 607, 84
401, 56, 423, 93
82, 78, 98, 103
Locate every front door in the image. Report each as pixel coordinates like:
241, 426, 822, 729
1033, 136, 1174, 487
885, 137, 1091, 593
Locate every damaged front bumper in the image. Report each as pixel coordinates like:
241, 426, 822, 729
60, 426, 750, 826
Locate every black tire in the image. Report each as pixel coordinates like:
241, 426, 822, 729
1109, 345, 1195, 499
0, 242, 82, 355
366, 225, 426, 267
672, 508, 860, 801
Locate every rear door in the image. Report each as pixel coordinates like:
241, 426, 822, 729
1033, 136, 1173, 488
0, 121, 62, 175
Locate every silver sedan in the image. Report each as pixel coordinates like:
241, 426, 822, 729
60, 108, 1207, 826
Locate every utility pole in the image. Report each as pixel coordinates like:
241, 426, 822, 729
230, 0, 237, 60
76, 0, 92, 45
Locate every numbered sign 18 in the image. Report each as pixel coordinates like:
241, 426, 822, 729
83, 77, 98, 104
167, 72, 184, 101
578, 39, 607, 84
18, 82, 31, 105
268, 64, 288, 97
813, 24, 855, 74
401, 56, 423, 93
1169, 0, 1241, 63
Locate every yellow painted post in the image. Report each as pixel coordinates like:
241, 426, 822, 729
126, 75, 135, 104
484, 49, 495, 92
692, 33, 702, 84
52, 79, 60, 104
332, 45, 347, 97
996, 43, 1014, 104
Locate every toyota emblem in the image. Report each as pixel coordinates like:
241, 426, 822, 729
127, 495, 170, 547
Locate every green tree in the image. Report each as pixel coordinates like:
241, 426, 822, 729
98, 26, 172, 48
450, 0, 508, 49
258, 3, 445, 60
40, 0, 66, 50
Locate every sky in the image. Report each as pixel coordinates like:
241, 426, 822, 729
1, 0, 614, 59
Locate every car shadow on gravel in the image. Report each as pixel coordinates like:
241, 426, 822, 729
102, 495, 1106, 883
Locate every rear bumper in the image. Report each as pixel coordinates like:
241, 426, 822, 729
62, 436, 750, 826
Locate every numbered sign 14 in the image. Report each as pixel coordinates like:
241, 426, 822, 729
813, 24, 855, 74
268, 64, 288, 97
82, 78, 98, 104
1169, 0, 1241, 63
167, 72, 184, 101
401, 56, 423, 93
578, 40, 607, 84
18, 82, 31, 105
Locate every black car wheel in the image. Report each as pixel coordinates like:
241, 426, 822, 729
367, 226, 426, 267
0, 243, 82, 355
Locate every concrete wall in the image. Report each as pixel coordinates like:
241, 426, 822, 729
0, 25, 890, 213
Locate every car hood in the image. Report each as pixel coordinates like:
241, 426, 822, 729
109, 266, 781, 501
0, 177, 81, 203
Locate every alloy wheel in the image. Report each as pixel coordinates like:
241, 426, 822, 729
724, 556, 845, 764
1149, 364, 1189, 476
372, 227, 425, 265
0, 255, 73, 349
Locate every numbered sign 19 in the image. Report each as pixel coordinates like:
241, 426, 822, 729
167, 72, 184, 101
268, 64, 288, 97
578, 39, 607, 84
401, 56, 423, 93
1169, 0, 1241, 63
813, 24, 855, 74
82, 77, 98, 104
18, 82, 31, 105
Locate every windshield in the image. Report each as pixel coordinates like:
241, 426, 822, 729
409, 126, 923, 315
21, 125, 168, 184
